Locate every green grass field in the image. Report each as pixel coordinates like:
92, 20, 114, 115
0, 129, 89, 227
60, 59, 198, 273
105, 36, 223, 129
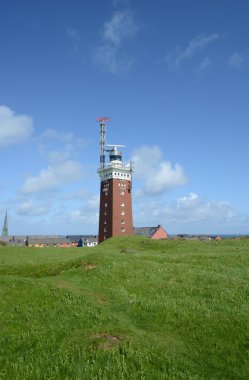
0, 236, 248, 379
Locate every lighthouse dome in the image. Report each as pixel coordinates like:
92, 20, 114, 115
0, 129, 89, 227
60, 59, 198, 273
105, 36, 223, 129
109, 146, 122, 162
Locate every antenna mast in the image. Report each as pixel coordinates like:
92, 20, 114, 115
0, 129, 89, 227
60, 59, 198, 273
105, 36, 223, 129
97, 117, 110, 168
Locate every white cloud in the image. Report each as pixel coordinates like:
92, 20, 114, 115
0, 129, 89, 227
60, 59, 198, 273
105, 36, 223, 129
17, 200, 49, 216
22, 160, 84, 194
66, 27, 81, 41
43, 128, 87, 149
134, 192, 237, 234
61, 188, 92, 201
42, 128, 86, 151
69, 210, 98, 227
43, 128, 74, 143
0, 105, 34, 147
66, 27, 81, 55
86, 194, 99, 210
197, 57, 211, 73
176, 192, 199, 210
174, 193, 234, 222
243, 214, 249, 224
48, 150, 71, 165
38, 129, 88, 163
228, 53, 244, 69
94, 10, 139, 73
132, 145, 187, 195
69, 195, 99, 224
94, 44, 134, 74
166, 33, 219, 68
103, 10, 138, 46
19, 126, 88, 195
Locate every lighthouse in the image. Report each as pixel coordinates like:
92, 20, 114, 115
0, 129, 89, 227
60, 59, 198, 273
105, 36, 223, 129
97, 117, 133, 243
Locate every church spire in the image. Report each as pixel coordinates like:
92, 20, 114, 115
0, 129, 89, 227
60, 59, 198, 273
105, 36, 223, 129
2, 210, 8, 237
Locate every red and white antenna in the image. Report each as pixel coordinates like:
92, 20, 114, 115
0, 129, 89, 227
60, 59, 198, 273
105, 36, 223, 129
97, 117, 110, 168
96, 116, 110, 123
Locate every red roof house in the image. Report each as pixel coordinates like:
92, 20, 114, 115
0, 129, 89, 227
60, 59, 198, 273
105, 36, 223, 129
133, 225, 168, 239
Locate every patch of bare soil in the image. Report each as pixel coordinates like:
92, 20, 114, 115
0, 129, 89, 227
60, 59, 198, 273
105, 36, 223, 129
84, 264, 97, 270
55, 280, 72, 289
90, 333, 121, 350
120, 248, 135, 254
96, 296, 109, 305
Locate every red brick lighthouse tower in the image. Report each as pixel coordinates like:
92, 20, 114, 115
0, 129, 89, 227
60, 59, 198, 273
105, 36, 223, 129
97, 117, 133, 243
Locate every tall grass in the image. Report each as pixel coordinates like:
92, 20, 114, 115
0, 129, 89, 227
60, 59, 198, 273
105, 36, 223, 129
0, 237, 248, 379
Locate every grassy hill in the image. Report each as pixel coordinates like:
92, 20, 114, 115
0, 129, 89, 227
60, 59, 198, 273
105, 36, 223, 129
0, 236, 248, 379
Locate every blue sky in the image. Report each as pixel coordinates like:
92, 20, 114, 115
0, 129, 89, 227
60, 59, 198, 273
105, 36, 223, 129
0, 0, 249, 235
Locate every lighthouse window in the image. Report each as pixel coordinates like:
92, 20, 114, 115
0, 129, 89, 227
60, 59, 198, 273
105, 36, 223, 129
104, 235, 107, 240
121, 191, 124, 195
104, 228, 107, 232
121, 202, 124, 207
104, 220, 107, 224
121, 220, 125, 224
105, 203, 108, 207
121, 228, 125, 232
121, 211, 125, 215
104, 211, 107, 215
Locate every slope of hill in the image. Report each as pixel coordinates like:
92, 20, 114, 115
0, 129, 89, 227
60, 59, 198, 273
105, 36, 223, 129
0, 236, 248, 379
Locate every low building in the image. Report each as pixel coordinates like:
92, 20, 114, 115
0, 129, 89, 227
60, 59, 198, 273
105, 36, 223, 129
133, 225, 168, 239
2, 235, 98, 247
66, 235, 98, 247
1, 235, 70, 246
